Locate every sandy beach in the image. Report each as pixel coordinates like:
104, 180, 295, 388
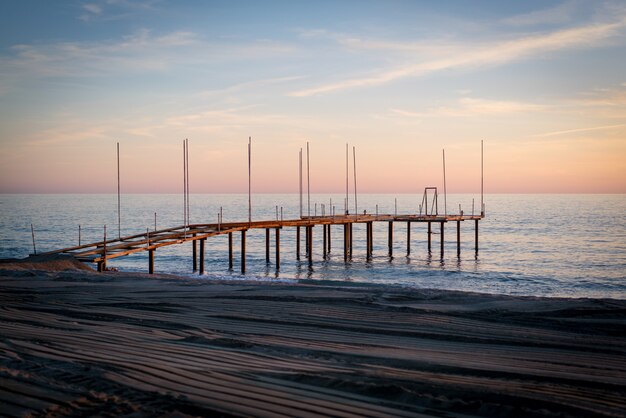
0, 256, 625, 417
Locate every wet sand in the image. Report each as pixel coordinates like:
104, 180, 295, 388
1, 257, 625, 417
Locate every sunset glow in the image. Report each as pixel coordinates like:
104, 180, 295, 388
1, 1, 625, 193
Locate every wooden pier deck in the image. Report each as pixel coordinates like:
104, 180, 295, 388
40, 213, 484, 274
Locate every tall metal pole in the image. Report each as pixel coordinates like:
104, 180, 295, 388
183, 139, 186, 231
481, 140, 484, 216
299, 148, 303, 218
248, 137, 251, 225
117, 142, 121, 240
443, 149, 447, 216
186, 138, 189, 226
353, 146, 357, 215
345, 143, 349, 215
307, 141, 311, 217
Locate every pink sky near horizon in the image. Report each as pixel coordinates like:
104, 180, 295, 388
1, 1, 625, 194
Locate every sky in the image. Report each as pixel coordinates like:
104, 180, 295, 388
0, 0, 625, 194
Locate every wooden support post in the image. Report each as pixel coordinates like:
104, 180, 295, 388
296, 226, 301, 260
427, 221, 432, 253
327, 224, 331, 252
365, 222, 372, 259
275, 228, 280, 270
193, 237, 197, 271
228, 232, 233, 270
407, 222, 411, 255
388, 221, 393, 257
97, 261, 104, 272
323, 224, 327, 259
199, 239, 205, 274
305, 225, 309, 256
265, 228, 270, 263
369, 222, 373, 258
148, 250, 154, 274
344, 223, 348, 261
475, 219, 479, 253
456, 220, 461, 258
440, 221, 445, 258
349, 223, 353, 258
307, 226, 313, 263
241, 230, 246, 274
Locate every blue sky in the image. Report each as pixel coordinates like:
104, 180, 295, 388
1, 0, 625, 193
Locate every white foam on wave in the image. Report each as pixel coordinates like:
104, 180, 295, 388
197, 271, 298, 284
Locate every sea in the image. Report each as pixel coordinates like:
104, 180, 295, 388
1, 193, 624, 299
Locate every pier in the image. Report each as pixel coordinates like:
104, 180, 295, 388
35, 139, 486, 274
39, 212, 484, 274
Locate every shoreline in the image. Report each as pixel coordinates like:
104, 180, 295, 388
1, 258, 625, 416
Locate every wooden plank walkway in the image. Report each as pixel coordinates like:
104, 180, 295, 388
40, 213, 484, 273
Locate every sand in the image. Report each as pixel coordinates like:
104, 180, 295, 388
0, 258, 625, 417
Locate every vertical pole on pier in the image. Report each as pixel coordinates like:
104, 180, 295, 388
117, 142, 121, 240
275, 228, 280, 270
299, 148, 303, 218
440, 222, 445, 258
406, 222, 411, 255
323, 224, 327, 259
345, 143, 349, 214
154, 212, 157, 232
307, 226, 313, 264
427, 221, 432, 253
481, 140, 484, 217
457, 220, 461, 257
186, 138, 190, 227
265, 228, 270, 263
199, 239, 205, 275
296, 226, 301, 260
78, 224, 81, 246
241, 230, 247, 274
343, 224, 348, 261
228, 232, 233, 270
475, 219, 479, 253
148, 249, 154, 274
307, 141, 311, 217
248, 137, 252, 226
443, 149, 447, 217
183, 139, 187, 234
193, 236, 197, 271
353, 146, 358, 215
388, 221, 393, 257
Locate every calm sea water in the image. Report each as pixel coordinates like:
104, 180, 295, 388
1, 194, 624, 299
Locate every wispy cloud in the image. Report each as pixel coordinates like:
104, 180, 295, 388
0, 29, 293, 83
290, 15, 626, 97
391, 97, 546, 118
502, 0, 580, 27
197, 76, 306, 97
532, 123, 626, 138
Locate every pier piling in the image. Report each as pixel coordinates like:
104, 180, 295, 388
296, 226, 301, 260
388, 221, 393, 257
440, 222, 445, 258
199, 239, 205, 274
241, 230, 246, 274
457, 220, 461, 257
428, 222, 432, 253
228, 232, 233, 270
265, 228, 270, 263
407, 222, 411, 255
275, 227, 280, 270
148, 249, 154, 274
193, 237, 197, 271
